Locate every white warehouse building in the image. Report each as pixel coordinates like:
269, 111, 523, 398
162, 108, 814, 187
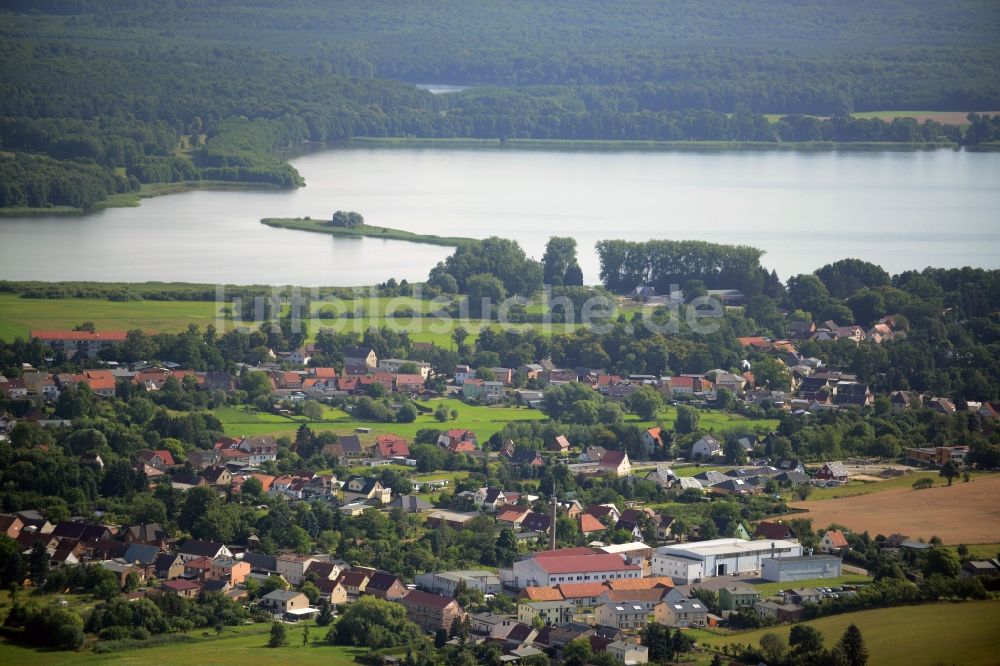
652, 538, 803, 584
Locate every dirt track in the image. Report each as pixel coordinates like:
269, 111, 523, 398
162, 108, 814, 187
786, 474, 1000, 544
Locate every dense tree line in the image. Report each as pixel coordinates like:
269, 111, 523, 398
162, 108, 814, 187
0, 153, 135, 209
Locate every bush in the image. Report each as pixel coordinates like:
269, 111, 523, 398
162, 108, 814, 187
912, 477, 934, 490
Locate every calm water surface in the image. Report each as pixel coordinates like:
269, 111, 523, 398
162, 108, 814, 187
1, 147, 998, 285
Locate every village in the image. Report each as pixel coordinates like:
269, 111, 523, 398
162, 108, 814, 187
0, 321, 997, 664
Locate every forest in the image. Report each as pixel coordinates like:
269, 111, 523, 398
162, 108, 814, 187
2, 2, 1000, 209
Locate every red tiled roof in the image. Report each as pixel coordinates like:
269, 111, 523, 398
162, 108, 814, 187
521, 587, 565, 602
402, 589, 458, 609
824, 530, 849, 548
578, 514, 606, 533
535, 553, 636, 575
557, 582, 609, 598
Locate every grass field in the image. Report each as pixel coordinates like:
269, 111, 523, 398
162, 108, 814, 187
214, 400, 776, 442
0, 622, 368, 666
785, 474, 1000, 545
215, 398, 548, 441
693, 600, 1000, 665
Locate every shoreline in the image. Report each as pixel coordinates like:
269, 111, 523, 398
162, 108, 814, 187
345, 137, 960, 152
260, 217, 478, 247
0, 180, 284, 217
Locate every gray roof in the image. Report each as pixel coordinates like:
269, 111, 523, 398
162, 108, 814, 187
262, 589, 306, 602
123, 543, 160, 566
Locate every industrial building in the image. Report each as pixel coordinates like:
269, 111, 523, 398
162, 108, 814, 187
651, 538, 802, 584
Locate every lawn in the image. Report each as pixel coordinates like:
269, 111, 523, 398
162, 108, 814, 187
0, 622, 367, 666
0, 295, 219, 341
630, 406, 779, 434
694, 600, 1000, 665
214, 398, 548, 441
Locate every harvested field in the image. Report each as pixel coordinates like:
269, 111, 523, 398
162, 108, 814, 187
786, 474, 1000, 544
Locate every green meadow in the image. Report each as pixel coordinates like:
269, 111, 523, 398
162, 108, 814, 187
691, 599, 1000, 666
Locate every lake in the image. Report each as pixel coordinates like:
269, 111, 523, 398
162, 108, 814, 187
1, 146, 998, 286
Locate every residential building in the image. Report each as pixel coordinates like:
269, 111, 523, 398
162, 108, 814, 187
755, 601, 804, 623
276, 554, 316, 585
437, 429, 478, 451
154, 553, 185, 580
374, 434, 409, 460
597, 588, 668, 613
260, 590, 309, 615
209, 557, 251, 585
31, 329, 127, 359
653, 593, 707, 628
752, 521, 795, 541
365, 571, 408, 601
378, 358, 432, 379
453, 365, 474, 385
691, 435, 723, 460
399, 590, 465, 633
652, 538, 803, 583
594, 602, 649, 630
517, 599, 575, 626
761, 555, 842, 582
606, 640, 650, 665
814, 461, 849, 484
176, 539, 232, 563
343, 346, 377, 369
718, 586, 761, 611
342, 476, 391, 504
819, 530, 850, 554
161, 579, 201, 597
0, 514, 24, 539
597, 450, 631, 477
462, 378, 504, 403
336, 570, 370, 597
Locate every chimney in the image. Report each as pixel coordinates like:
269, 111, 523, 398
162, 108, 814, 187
550, 495, 558, 551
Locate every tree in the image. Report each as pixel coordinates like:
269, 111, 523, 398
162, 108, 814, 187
838, 624, 869, 666
302, 400, 324, 421
675, 404, 700, 434
922, 548, 961, 578
434, 403, 449, 422
452, 326, 470, 353
759, 632, 787, 665
268, 621, 288, 647
542, 237, 578, 286
28, 542, 49, 587
316, 600, 334, 627
787, 273, 830, 314
563, 637, 593, 666
939, 460, 960, 486
397, 401, 418, 423
790, 624, 824, 655
242, 476, 264, 500
564, 262, 584, 286
629, 385, 663, 420
331, 596, 422, 649
466, 273, 507, 317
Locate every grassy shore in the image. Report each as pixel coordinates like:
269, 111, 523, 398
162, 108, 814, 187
348, 136, 957, 152
260, 217, 478, 247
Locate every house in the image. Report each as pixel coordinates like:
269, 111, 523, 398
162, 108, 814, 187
399, 590, 465, 633
642, 427, 664, 455
161, 579, 201, 597
0, 514, 24, 539
176, 539, 232, 564
453, 365, 475, 385
154, 553, 185, 580
261, 590, 309, 616
51, 521, 113, 542
585, 504, 621, 524
122, 543, 160, 572
138, 449, 176, 470
889, 390, 920, 413
691, 435, 723, 460
365, 571, 408, 601
776, 458, 806, 475
578, 513, 607, 536
304, 559, 346, 582
579, 446, 608, 463
653, 593, 707, 628
374, 434, 409, 460
236, 435, 278, 465
760, 555, 843, 582
184, 556, 213, 580
755, 601, 804, 623
437, 429, 478, 451
390, 495, 433, 513
335, 435, 367, 459
598, 588, 669, 613
819, 530, 850, 554
394, 374, 425, 394
607, 640, 650, 665
462, 378, 504, 403
497, 506, 532, 531
718, 586, 761, 611
209, 557, 251, 585
961, 560, 1000, 579
203, 465, 232, 487
314, 578, 349, 606
597, 450, 631, 477
783, 588, 823, 605
123, 523, 169, 548
517, 599, 576, 626
549, 435, 572, 453
378, 358, 432, 380
594, 601, 648, 630
335, 570, 370, 597
752, 521, 795, 541
645, 466, 679, 489
474, 487, 509, 512
425, 510, 480, 530
415, 570, 502, 596
814, 461, 849, 484
342, 476, 391, 504
276, 554, 316, 585
31, 329, 127, 359
509, 448, 544, 467
343, 346, 377, 369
